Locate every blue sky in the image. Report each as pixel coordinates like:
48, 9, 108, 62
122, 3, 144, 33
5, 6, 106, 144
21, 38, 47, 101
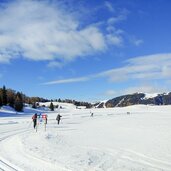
0, 0, 171, 102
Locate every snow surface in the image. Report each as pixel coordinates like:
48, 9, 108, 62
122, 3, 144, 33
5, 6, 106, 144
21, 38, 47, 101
0, 104, 171, 171
144, 93, 159, 99
39, 102, 76, 109
95, 100, 107, 108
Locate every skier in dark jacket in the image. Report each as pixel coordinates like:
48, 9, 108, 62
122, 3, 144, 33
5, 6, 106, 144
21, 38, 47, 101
32, 113, 37, 129
56, 114, 62, 124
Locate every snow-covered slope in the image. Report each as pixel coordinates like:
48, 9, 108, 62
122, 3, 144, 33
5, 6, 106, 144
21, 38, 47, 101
143, 92, 159, 99
39, 101, 76, 109
0, 105, 171, 171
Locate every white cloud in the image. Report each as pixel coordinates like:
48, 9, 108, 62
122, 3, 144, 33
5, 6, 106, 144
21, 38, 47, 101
106, 34, 123, 46
47, 61, 64, 68
0, 0, 131, 65
105, 8, 128, 47
43, 76, 90, 85
107, 15, 126, 25
123, 85, 163, 95
133, 39, 143, 46
99, 53, 171, 82
162, 65, 171, 78
127, 53, 171, 66
129, 36, 144, 46
104, 1, 115, 12
0, 0, 108, 64
107, 7, 129, 24
43, 53, 171, 85
103, 85, 164, 98
0, 53, 11, 63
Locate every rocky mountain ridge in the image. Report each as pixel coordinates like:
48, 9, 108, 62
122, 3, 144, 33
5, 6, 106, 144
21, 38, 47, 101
96, 92, 171, 108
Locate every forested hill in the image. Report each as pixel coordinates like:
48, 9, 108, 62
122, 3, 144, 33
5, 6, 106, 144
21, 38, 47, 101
95, 93, 171, 108
0, 86, 92, 112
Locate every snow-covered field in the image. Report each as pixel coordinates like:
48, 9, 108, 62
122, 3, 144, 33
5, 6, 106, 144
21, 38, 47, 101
0, 104, 171, 171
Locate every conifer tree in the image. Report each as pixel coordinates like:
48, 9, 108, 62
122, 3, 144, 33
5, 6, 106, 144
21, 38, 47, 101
49, 102, 54, 111
0, 88, 2, 107
2, 85, 7, 105
0, 96, 2, 107
32, 102, 37, 109
14, 92, 23, 112
7, 89, 15, 108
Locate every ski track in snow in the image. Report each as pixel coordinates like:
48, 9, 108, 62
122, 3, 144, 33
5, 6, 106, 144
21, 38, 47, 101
0, 105, 171, 171
0, 127, 31, 171
0, 121, 70, 171
0, 159, 18, 171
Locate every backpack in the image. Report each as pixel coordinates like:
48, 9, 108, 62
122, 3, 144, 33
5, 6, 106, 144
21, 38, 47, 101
32, 114, 37, 120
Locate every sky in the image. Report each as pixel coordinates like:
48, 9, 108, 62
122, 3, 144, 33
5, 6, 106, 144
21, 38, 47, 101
0, 0, 171, 102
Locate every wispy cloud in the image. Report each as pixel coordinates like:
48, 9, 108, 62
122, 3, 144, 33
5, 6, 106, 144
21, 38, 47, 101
43, 53, 171, 87
104, 1, 115, 12
43, 76, 90, 85
103, 84, 167, 99
100, 53, 171, 82
106, 34, 123, 46
122, 85, 166, 95
107, 10, 128, 25
105, 8, 129, 47
47, 61, 65, 68
131, 39, 144, 46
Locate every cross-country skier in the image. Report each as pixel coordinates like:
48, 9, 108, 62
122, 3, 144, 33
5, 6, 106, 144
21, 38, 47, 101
90, 111, 94, 117
56, 114, 62, 124
32, 113, 37, 129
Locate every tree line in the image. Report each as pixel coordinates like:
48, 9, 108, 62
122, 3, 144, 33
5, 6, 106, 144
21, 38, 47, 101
0, 85, 23, 111
0, 85, 92, 112
51, 98, 92, 108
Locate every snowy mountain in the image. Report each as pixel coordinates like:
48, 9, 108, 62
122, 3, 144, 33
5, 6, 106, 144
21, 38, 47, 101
95, 92, 171, 108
